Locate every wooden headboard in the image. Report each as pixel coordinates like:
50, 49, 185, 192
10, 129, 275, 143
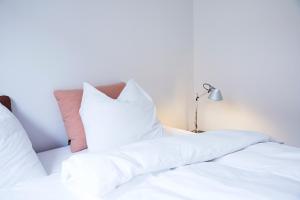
0, 96, 11, 111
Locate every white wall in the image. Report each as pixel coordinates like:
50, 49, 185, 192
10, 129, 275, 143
2, 0, 299, 151
0, 0, 193, 152
193, 0, 300, 146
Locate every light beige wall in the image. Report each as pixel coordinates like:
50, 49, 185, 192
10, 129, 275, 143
193, 0, 300, 146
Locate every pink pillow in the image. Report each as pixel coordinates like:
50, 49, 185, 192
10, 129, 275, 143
54, 82, 125, 152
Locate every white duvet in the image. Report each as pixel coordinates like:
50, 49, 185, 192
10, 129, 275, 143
2, 130, 300, 200
61, 130, 300, 200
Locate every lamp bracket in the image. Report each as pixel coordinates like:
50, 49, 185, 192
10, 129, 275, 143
195, 92, 208, 101
203, 83, 215, 93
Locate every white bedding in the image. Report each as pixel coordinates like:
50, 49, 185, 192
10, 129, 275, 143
38, 146, 87, 174
107, 142, 300, 200
36, 127, 181, 175
1, 129, 300, 200
62, 130, 271, 197
0, 104, 46, 188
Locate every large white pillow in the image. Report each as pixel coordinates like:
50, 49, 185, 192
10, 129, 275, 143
80, 79, 164, 152
0, 104, 46, 188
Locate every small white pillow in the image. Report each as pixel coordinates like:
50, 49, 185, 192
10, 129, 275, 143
80, 79, 164, 152
0, 104, 46, 188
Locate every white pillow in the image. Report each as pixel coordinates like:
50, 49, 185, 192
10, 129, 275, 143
80, 79, 164, 152
0, 104, 46, 188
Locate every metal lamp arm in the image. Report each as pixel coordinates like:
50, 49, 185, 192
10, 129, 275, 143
195, 91, 209, 101
194, 91, 208, 132
193, 83, 222, 133
194, 83, 214, 133
203, 83, 215, 93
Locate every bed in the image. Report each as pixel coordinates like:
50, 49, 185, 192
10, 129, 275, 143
1, 88, 300, 200
1, 128, 300, 200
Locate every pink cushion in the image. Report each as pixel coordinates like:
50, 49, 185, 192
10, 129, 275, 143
54, 82, 125, 152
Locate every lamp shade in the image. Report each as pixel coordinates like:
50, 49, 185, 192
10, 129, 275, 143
208, 88, 223, 101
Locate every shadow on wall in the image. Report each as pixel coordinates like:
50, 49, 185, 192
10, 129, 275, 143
12, 100, 67, 152
297, 0, 300, 8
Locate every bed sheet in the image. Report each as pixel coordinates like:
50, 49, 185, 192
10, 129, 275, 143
38, 146, 87, 174
0, 174, 76, 200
